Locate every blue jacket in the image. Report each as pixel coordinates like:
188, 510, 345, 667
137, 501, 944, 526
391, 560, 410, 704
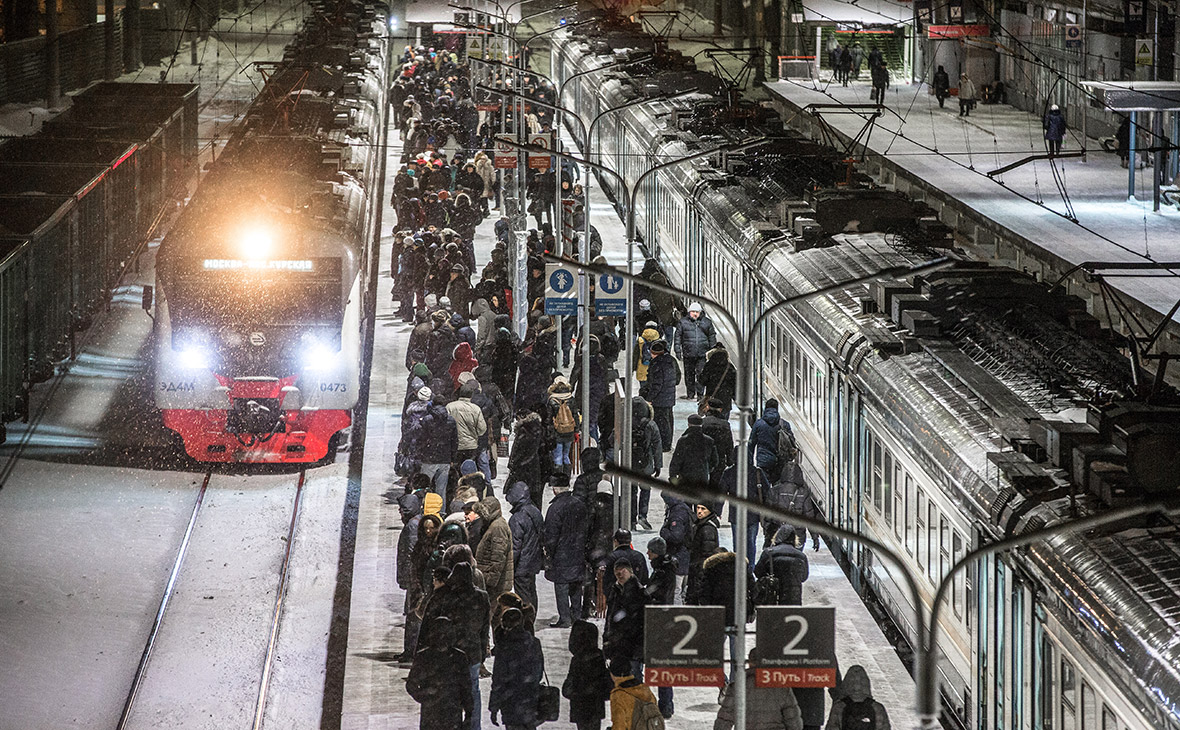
751, 406, 782, 471
641, 352, 678, 408
507, 482, 544, 576
659, 493, 693, 576
1043, 109, 1066, 141
543, 490, 589, 583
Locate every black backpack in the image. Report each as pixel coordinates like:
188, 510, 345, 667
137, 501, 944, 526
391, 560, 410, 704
841, 697, 877, 730
632, 420, 653, 473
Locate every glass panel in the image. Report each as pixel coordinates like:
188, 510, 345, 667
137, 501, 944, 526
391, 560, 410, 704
1081, 683, 1097, 730
1102, 706, 1118, 730
953, 531, 964, 617
872, 437, 883, 511
902, 472, 912, 544
995, 564, 1006, 730
940, 516, 950, 580
883, 452, 893, 525
1012, 586, 1024, 730
1040, 631, 1055, 730
1062, 659, 1077, 716
915, 491, 926, 569
928, 503, 938, 582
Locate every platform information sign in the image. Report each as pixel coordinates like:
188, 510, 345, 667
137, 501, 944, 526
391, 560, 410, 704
1136, 39, 1154, 66
644, 607, 726, 687
544, 262, 577, 316
528, 132, 553, 171
754, 606, 837, 688
595, 273, 626, 316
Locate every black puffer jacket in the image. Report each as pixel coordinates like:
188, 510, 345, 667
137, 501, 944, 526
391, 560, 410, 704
659, 493, 692, 577
604, 575, 645, 663
508, 481, 544, 576
543, 490, 588, 584
562, 621, 612, 725
668, 424, 718, 488
675, 313, 717, 359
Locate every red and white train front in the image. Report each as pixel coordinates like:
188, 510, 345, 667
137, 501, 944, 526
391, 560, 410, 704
154, 220, 361, 463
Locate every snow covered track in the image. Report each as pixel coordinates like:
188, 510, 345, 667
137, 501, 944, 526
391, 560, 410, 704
117, 468, 308, 730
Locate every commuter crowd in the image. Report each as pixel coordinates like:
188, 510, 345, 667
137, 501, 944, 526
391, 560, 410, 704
386, 42, 894, 730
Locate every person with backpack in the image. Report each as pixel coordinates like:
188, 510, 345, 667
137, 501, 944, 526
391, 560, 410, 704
714, 647, 804, 730
765, 472, 822, 552
754, 525, 810, 606
639, 340, 678, 452
562, 621, 613, 730
824, 665, 892, 730
547, 375, 579, 476
608, 656, 663, 730
668, 413, 719, 490
634, 321, 662, 388
721, 449, 772, 565
751, 399, 787, 482
629, 397, 664, 530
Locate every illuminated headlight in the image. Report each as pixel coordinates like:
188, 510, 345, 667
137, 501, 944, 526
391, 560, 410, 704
302, 338, 339, 371
178, 346, 210, 370
388, 16, 398, 30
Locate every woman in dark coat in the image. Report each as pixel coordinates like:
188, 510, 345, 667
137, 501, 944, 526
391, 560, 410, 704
514, 351, 550, 417
489, 607, 545, 729
698, 343, 737, 414
562, 620, 612, 730
488, 314, 520, 403
508, 411, 552, 503
686, 503, 721, 606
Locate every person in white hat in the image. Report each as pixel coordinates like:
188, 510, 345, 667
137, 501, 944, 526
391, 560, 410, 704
674, 302, 717, 401
1043, 103, 1066, 158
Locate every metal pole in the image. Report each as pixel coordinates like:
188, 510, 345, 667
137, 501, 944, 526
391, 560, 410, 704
46, 0, 61, 108
734, 343, 751, 730
1129, 111, 1137, 200
1081, 0, 1088, 162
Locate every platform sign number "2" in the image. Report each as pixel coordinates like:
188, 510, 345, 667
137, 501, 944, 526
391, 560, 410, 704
781, 614, 810, 656
671, 615, 700, 656
755, 606, 835, 667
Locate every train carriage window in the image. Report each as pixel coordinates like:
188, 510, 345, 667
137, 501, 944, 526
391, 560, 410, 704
1081, 683, 1098, 730
953, 530, 964, 617
894, 464, 905, 540
1101, 706, 1117, 730
1038, 631, 1055, 730
883, 452, 894, 526
915, 490, 926, 568
904, 474, 915, 552
1061, 659, 1077, 730
872, 436, 884, 512
927, 502, 938, 582
940, 516, 950, 580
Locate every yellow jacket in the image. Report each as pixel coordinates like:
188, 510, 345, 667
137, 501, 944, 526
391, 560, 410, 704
610, 674, 657, 729
634, 327, 662, 382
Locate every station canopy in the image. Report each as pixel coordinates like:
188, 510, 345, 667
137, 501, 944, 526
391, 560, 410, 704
1080, 81, 1180, 112
802, 0, 911, 25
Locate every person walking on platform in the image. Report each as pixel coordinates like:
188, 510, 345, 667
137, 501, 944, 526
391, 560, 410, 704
850, 42, 865, 80
603, 560, 646, 673
824, 665, 892, 730
698, 344, 737, 415
958, 73, 977, 117
543, 472, 588, 628
932, 65, 950, 108
755, 525, 811, 605
606, 528, 650, 585
701, 398, 735, 483
640, 340, 678, 452
406, 616, 474, 730
418, 563, 491, 730
659, 492, 693, 603
507, 481, 543, 612
870, 63, 889, 107
721, 449, 772, 565
686, 502, 721, 605
608, 656, 660, 730
1044, 104, 1067, 158
695, 548, 753, 683
645, 536, 679, 719
675, 302, 717, 400
1116, 116, 1132, 168
752, 398, 787, 482
837, 46, 852, 86
669, 413, 719, 491
715, 647, 804, 730
562, 621, 613, 730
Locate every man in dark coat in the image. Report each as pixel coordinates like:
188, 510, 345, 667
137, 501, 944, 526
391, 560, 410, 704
416, 563, 489, 729
674, 302, 717, 399
407, 309, 433, 367
697, 550, 753, 682
603, 559, 646, 671
700, 398, 734, 486
1043, 104, 1067, 157
488, 314, 520, 403
543, 472, 589, 627
489, 607, 544, 729
424, 311, 458, 393
932, 65, 950, 108
698, 344, 737, 414
751, 398, 785, 482
406, 616, 473, 730
639, 340, 678, 451
562, 621, 612, 729
507, 481, 544, 611
605, 528, 649, 585
572, 446, 604, 503
686, 503, 721, 605
668, 413, 718, 489
644, 536, 679, 719
755, 525, 811, 606
635, 258, 679, 335
721, 453, 772, 566
658, 492, 692, 603
507, 411, 550, 507
400, 387, 458, 497
583, 485, 616, 618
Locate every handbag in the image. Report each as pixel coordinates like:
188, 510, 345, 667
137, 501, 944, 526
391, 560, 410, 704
536, 668, 561, 724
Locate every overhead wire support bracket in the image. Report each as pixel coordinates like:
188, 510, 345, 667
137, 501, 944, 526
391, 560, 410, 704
986, 151, 1087, 178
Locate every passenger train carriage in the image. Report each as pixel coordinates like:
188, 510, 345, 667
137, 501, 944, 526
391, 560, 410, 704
553, 15, 1180, 730
153, 2, 389, 462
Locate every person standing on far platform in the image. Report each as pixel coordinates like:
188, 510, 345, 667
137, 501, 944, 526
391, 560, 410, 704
932, 65, 950, 108
675, 302, 717, 401
1044, 104, 1067, 158
958, 73, 977, 117
824, 665, 892, 730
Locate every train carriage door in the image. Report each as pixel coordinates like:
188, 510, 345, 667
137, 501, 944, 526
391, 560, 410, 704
686, 195, 701, 287
826, 362, 843, 532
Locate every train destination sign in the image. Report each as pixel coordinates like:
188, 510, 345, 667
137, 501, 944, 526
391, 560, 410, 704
643, 607, 725, 686
754, 606, 837, 687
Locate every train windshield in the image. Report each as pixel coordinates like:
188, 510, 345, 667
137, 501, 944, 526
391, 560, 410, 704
168, 257, 344, 327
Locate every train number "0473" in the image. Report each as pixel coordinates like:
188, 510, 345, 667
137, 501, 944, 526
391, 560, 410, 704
319, 383, 348, 392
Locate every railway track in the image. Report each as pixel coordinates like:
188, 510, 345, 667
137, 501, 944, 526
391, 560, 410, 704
116, 468, 308, 730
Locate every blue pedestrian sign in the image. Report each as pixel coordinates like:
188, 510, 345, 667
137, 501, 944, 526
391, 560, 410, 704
545, 263, 578, 316
596, 273, 626, 316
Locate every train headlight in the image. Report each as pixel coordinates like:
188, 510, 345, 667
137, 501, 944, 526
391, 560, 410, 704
302, 338, 338, 371
240, 225, 273, 260
178, 346, 210, 370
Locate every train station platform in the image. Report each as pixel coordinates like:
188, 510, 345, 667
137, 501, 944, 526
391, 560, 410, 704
763, 78, 1180, 375
340, 113, 917, 729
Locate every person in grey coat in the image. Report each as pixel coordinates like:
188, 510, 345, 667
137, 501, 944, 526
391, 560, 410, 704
674, 302, 717, 399
715, 648, 804, 730
507, 481, 544, 611
543, 472, 589, 627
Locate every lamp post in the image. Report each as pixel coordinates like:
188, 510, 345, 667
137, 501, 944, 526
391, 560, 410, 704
543, 253, 953, 730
